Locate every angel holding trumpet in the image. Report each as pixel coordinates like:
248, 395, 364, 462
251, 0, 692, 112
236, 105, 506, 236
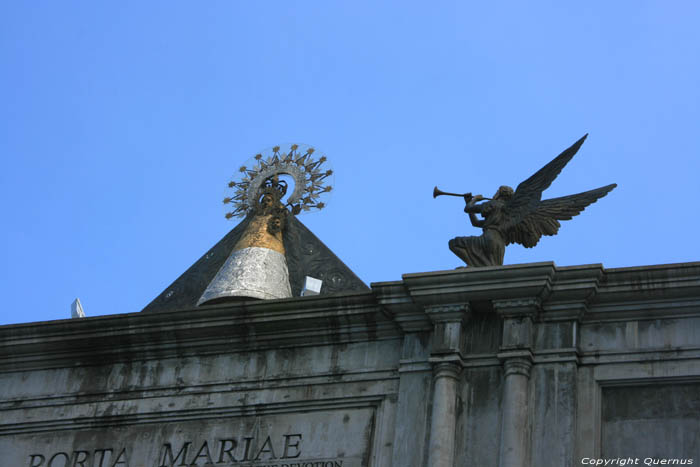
434, 135, 616, 267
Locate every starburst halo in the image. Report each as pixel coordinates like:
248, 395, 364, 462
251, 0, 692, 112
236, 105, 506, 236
223, 143, 334, 219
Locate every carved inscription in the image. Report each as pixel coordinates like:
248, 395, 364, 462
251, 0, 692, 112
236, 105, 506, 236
159, 434, 302, 465
27, 435, 347, 467
28, 448, 128, 467
9, 408, 373, 467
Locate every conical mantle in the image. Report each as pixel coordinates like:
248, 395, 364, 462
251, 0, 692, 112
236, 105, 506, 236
197, 202, 292, 304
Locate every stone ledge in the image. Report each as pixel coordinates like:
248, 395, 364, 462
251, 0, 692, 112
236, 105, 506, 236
0, 292, 399, 372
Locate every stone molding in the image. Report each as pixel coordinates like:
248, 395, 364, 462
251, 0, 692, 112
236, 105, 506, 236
399, 263, 556, 308
540, 302, 588, 322
497, 350, 534, 364
4, 262, 700, 373
373, 261, 700, 324
1, 392, 388, 436
539, 263, 602, 321
574, 358, 700, 461
424, 303, 470, 321
502, 357, 533, 378
533, 348, 580, 364
493, 297, 541, 319
0, 293, 398, 372
397, 360, 432, 373
373, 282, 433, 332
432, 361, 461, 381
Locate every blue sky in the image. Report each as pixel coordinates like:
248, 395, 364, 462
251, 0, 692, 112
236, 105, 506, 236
1, 1, 699, 325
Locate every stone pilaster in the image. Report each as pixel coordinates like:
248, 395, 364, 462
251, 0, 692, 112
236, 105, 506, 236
495, 298, 539, 467
499, 356, 533, 467
425, 304, 468, 467
427, 362, 461, 467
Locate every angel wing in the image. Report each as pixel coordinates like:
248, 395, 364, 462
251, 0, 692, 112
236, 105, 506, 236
503, 134, 589, 227
504, 183, 617, 247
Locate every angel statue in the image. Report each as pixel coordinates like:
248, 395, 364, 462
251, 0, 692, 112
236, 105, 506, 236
434, 134, 616, 267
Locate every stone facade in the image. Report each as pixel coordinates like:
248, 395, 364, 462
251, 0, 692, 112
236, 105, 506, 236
1, 261, 699, 467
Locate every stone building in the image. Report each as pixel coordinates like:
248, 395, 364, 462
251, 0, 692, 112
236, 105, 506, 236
1, 213, 699, 467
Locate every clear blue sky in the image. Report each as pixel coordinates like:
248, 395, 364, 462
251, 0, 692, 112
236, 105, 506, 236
2, 2, 699, 325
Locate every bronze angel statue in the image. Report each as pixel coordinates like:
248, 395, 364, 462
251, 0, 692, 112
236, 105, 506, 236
435, 134, 616, 267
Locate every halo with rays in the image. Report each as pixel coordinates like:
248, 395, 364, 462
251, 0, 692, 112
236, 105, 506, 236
223, 143, 334, 219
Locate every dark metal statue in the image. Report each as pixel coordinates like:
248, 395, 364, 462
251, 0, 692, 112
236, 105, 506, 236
434, 134, 616, 267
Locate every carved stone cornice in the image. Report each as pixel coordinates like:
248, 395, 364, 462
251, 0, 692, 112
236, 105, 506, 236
400, 262, 556, 308
539, 263, 602, 322
540, 302, 588, 322
493, 297, 541, 319
0, 293, 396, 372
372, 281, 432, 332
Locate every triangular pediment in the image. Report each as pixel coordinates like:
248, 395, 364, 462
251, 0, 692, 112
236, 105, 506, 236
141, 216, 368, 313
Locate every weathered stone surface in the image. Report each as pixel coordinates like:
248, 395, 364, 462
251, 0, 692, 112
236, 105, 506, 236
2, 409, 375, 466
531, 362, 578, 467
602, 384, 700, 458
2, 261, 700, 466
454, 367, 503, 467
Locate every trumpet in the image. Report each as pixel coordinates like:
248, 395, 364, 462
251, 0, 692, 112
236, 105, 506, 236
433, 186, 493, 200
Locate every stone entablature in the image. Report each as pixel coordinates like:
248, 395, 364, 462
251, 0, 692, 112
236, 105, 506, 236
1, 262, 699, 467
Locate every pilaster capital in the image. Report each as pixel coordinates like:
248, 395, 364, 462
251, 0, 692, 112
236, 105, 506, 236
432, 361, 461, 381
497, 351, 534, 378
425, 303, 470, 324
425, 303, 469, 356
503, 357, 533, 378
